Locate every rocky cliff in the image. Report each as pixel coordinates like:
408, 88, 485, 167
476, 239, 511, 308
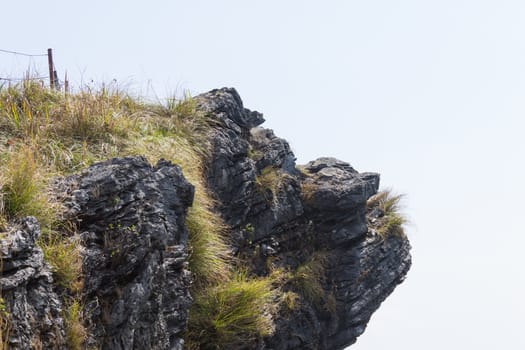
0, 87, 411, 349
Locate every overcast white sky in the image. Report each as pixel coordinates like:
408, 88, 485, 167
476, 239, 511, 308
2, 1, 525, 349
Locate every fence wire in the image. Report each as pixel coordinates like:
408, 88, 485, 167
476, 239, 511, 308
0, 48, 60, 88
0, 76, 49, 82
0, 48, 48, 57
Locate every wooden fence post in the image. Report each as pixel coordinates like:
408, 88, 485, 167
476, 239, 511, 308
47, 48, 55, 89
64, 71, 69, 94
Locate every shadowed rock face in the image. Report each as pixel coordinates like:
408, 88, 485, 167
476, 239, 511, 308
60, 157, 194, 350
0, 217, 66, 349
197, 88, 411, 349
0, 88, 410, 350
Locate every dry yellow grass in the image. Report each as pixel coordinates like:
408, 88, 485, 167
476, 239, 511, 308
0, 81, 318, 349
367, 190, 407, 238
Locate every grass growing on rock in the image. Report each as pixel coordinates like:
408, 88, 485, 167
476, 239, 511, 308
40, 233, 83, 293
128, 99, 231, 287
264, 252, 334, 315
299, 180, 318, 204
367, 190, 407, 238
288, 251, 328, 305
0, 297, 9, 350
255, 166, 285, 204
0, 81, 285, 349
186, 271, 277, 350
64, 298, 87, 350
0, 145, 57, 226
280, 291, 300, 312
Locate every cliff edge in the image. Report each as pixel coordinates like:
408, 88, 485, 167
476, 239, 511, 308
0, 86, 411, 349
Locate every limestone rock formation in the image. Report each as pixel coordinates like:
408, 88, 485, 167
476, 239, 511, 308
0, 88, 410, 349
59, 157, 194, 350
198, 88, 411, 349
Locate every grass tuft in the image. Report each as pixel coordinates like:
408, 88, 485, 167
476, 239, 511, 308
186, 195, 231, 286
255, 166, 283, 204
289, 252, 328, 304
280, 291, 300, 312
367, 190, 407, 238
186, 271, 276, 349
300, 181, 318, 203
0, 145, 57, 226
40, 232, 83, 293
64, 299, 87, 350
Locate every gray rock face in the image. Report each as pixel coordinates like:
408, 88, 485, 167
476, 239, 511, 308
0, 88, 410, 350
60, 157, 194, 350
0, 217, 66, 349
198, 88, 412, 349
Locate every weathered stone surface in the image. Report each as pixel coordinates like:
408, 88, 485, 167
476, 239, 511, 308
199, 88, 412, 349
0, 217, 66, 349
327, 233, 411, 348
196, 88, 265, 131
0, 88, 410, 350
61, 157, 194, 350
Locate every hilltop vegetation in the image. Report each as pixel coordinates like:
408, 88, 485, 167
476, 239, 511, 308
0, 81, 409, 350
0, 81, 279, 348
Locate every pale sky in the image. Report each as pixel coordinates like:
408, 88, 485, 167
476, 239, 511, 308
2, 1, 525, 349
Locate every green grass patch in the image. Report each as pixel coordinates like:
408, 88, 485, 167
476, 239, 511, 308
186, 271, 276, 350
0, 145, 57, 227
40, 232, 83, 293
289, 252, 328, 305
64, 298, 87, 350
186, 198, 230, 287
